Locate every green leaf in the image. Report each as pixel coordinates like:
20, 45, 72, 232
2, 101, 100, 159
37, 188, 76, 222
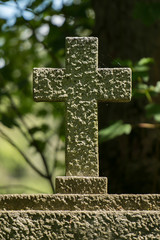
137, 83, 148, 90
154, 81, 160, 93
145, 103, 160, 122
154, 114, 160, 122
137, 58, 154, 66
99, 121, 132, 143
133, 66, 149, 72
143, 76, 149, 83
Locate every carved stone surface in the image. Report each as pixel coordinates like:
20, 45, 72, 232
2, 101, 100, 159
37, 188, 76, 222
0, 194, 160, 211
0, 194, 160, 239
33, 37, 132, 177
1, 211, 160, 240
56, 176, 107, 194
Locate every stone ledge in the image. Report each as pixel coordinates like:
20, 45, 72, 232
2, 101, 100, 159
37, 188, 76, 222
1, 194, 160, 239
56, 176, 108, 194
0, 194, 160, 211
0, 210, 160, 239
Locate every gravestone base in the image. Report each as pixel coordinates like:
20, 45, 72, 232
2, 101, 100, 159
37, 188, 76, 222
0, 194, 160, 239
56, 176, 107, 194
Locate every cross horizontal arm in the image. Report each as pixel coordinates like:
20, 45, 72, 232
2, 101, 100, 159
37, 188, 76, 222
33, 68, 67, 102
97, 68, 132, 102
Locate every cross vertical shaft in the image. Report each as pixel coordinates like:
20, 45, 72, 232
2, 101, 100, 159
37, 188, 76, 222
65, 99, 98, 176
64, 37, 99, 176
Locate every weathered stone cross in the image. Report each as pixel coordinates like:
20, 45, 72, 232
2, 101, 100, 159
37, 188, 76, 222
33, 37, 131, 194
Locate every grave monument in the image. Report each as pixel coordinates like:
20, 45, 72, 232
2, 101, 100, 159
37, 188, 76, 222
34, 37, 131, 194
0, 37, 160, 239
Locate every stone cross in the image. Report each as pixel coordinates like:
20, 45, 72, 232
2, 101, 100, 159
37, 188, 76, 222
33, 37, 132, 194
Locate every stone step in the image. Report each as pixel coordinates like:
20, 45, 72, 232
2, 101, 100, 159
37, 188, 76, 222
0, 209, 160, 239
0, 194, 160, 211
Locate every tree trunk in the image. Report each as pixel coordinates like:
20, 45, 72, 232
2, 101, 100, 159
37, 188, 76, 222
92, 0, 160, 193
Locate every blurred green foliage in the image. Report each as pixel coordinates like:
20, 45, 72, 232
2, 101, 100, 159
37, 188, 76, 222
0, 0, 94, 193
99, 120, 132, 143
133, 2, 160, 25
100, 56, 160, 143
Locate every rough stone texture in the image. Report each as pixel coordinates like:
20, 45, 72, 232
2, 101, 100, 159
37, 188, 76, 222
56, 176, 107, 194
0, 194, 160, 211
33, 37, 132, 177
0, 194, 160, 239
65, 99, 99, 176
0, 211, 160, 240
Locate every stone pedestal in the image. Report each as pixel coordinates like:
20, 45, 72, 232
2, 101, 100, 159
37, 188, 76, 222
0, 194, 160, 239
56, 176, 107, 194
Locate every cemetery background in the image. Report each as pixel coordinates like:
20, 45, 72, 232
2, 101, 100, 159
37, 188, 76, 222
0, 0, 160, 194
